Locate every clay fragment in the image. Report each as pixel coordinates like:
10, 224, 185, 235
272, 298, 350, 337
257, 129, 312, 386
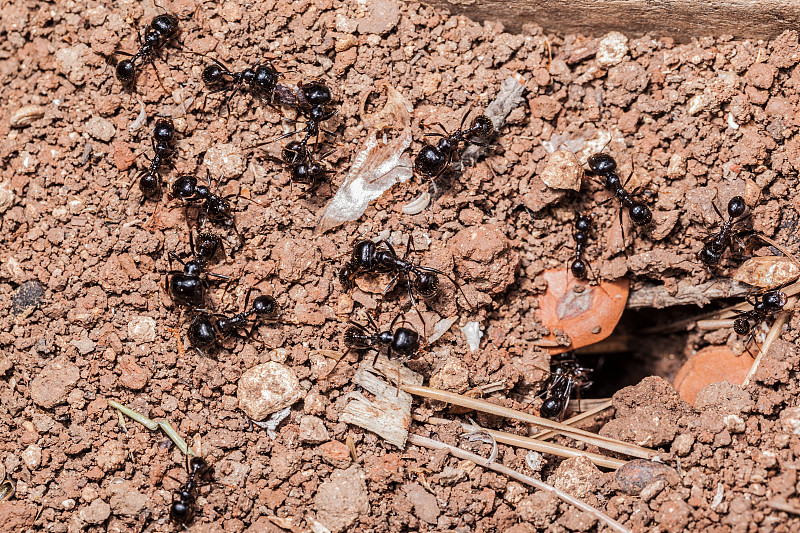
536, 268, 629, 354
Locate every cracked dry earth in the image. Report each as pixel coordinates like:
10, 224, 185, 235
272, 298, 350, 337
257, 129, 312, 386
1, 0, 800, 531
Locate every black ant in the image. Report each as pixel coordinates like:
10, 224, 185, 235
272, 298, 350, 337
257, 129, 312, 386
732, 290, 789, 353
339, 238, 473, 326
115, 14, 179, 90
586, 153, 652, 233
275, 80, 338, 152
201, 58, 280, 114
138, 118, 175, 200
164, 250, 230, 309
191, 230, 225, 266
171, 172, 249, 245
569, 213, 594, 280
698, 196, 748, 266
279, 141, 334, 192
414, 113, 494, 185
343, 313, 421, 362
188, 291, 278, 355
170, 456, 210, 527
539, 354, 593, 420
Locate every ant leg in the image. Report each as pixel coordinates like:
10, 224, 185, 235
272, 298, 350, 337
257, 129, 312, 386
415, 265, 476, 311
618, 208, 629, 257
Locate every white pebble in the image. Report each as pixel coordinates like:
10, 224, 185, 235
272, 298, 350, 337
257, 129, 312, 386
22, 444, 42, 469
127, 317, 156, 343
596, 32, 629, 67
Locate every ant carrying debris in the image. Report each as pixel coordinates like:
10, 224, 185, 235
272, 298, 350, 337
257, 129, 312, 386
114, 14, 179, 90
170, 456, 211, 527
698, 196, 748, 267
188, 291, 278, 355
165, 250, 231, 309
274, 80, 338, 152
539, 353, 593, 420
732, 289, 789, 353
339, 237, 473, 326
280, 141, 334, 192
586, 153, 652, 233
171, 172, 251, 246
138, 118, 175, 200
414, 112, 494, 185
201, 58, 280, 114
343, 312, 421, 362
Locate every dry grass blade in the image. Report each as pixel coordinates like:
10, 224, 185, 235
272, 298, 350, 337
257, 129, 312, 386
408, 434, 631, 533
743, 295, 798, 386
421, 416, 624, 468
403, 385, 654, 459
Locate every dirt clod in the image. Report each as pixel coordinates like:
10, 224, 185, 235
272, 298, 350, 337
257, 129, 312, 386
313, 465, 370, 532
30, 356, 80, 408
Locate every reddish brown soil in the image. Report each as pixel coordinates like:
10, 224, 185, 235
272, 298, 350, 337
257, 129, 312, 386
1, 0, 800, 531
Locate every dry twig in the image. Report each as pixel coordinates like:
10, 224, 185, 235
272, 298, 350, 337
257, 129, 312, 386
408, 434, 631, 533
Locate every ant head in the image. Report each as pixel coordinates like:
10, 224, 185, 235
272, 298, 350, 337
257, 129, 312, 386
254, 64, 279, 91
252, 295, 278, 317
587, 153, 617, 175
171, 175, 198, 199
392, 327, 420, 356
352, 240, 377, 268
151, 13, 179, 38
153, 119, 175, 143
414, 271, 440, 298
733, 317, 751, 336
414, 145, 447, 177
205, 195, 230, 217
115, 59, 136, 84
698, 246, 721, 266
728, 196, 746, 218
301, 81, 333, 108
570, 259, 588, 280
282, 141, 308, 166
630, 203, 652, 226
189, 316, 217, 351
763, 290, 787, 310
202, 63, 225, 86
469, 115, 494, 138
539, 397, 563, 419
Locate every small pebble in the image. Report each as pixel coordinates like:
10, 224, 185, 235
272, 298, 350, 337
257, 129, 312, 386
127, 317, 156, 343
596, 32, 629, 67
540, 149, 584, 191
0, 180, 15, 213
21, 444, 42, 469
671, 433, 694, 457
85, 116, 116, 142
299, 415, 330, 444
314, 465, 369, 532
318, 440, 352, 468
78, 499, 111, 525
11, 281, 44, 315
780, 407, 800, 435
615, 459, 679, 495
30, 357, 80, 409
204, 143, 245, 180
429, 356, 470, 393
238, 361, 302, 421
640, 479, 666, 502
